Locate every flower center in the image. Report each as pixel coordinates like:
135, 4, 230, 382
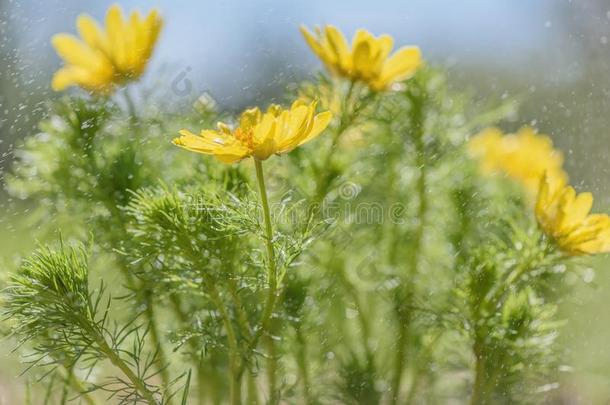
233, 127, 255, 150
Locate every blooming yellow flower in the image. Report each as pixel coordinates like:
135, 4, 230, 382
173, 100, 333, 163
51, 4, 163, 94
535, 175, 610, 255
300, 25, 422, 91
468, 127, 568, 194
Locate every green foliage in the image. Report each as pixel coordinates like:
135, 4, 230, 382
3, 243, 172, 404
124, 185, 249, 287
5, 243, 93, 353
1, 65, 595, 404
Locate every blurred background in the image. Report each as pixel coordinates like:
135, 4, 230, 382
1, 0, 610, 401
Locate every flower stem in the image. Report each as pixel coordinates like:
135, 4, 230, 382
409, 94, 427, 279
390, 310, 409, 405
247, 372, 260, 404
123, 87, 139, 130
144, 291, 173, 403
60, 372, 70, 405
168, 293, 208, 405
295, 326, 314, 405
96, 336, 159, 404
470, 339, 487, 405
121, 88, 174, 403
391, 87, 426, 405
57, 364, 98, 405
228, 279, 253, 337
209, 284, 242, 405
254, 158, 279, 404
404, 332, 442, 405
265, 334, 279, 404
254, 159, 278, 291
336, 265, 375, 372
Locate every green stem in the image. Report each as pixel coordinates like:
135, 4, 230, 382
265, 334, 279, 405
253, 158, 280, 404
43, 372, 57, 404
295, 326, 314, 405
404, 332, 442, 405
196, 366, 207, 405
123, 87, 139, 130
96, 336, 159, 404
337, 266, 374, 370
254, 159, 278, 294
144, 292, 173, 404
25, 377, 31, 405
209, 285, 242, 405
57, 365, 98, 405
169, 293, 208, 405
228, 279, 252, 338
409, 103, 427, 279
468, 252, 556, 405
470, 339, 486, 405
247, 373, 260, 405
60, 369, 70, 405
391, 89, 426, 405
122, 88, 174, 403
390, 312, 408, 405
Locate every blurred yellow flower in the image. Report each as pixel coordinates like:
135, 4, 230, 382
51, 4, 163, 94
173, 100, 332, 163
468, 127, 567, 194
535, 175, 610, 255
300, 25, 422, 91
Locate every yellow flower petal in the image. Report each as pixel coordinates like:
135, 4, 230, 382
469, 127, 568, 195
51, 64, 113, 93
352, 39, 372, 79
253, 114, 277, 144
287, 105, 310, 136
564, 191, 593, 228
174, 100, 332, 162
173, 130, 250, 163
139, 9, 163, 70
240, 107, 263, 131
300, 26, 326, 59
275, 104, 312, 151
375, 35, 394, 63
106, 4, 127, 70
51, 4, 162, 94
51, 66, 80, 91
377, 46, 421, 87
76, 15, 108, 52
536, 177, 610, 256
301, 25, 422, 91
51, 34, 106, 71
297, 111, 333, 147
325, 25, 350, 70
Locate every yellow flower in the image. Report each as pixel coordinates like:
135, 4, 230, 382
173, 100, 333, 163
468, 127, 568, 194
51, 4, 163, 94
535, 175, 610, 255
300, 25, 422, 91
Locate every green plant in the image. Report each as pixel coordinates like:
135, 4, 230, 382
1, 14, 604, 405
